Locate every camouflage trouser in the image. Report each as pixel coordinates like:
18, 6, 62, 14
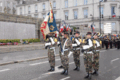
59, 51, 63, 66
93, 51, 99, 71
48, 49, 55, 67
61, 51, 69, 70
73, 50, 80, 67
84, 53, 93, 73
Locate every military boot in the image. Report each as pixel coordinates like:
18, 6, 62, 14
48, 66, 55, 72
64, 69, 68, 75
61, 69, 65, 75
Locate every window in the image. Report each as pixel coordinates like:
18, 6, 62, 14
0, 2, 2, 6
35, 5, 38, 13
34, 14, 38, 18
43, 14, 46, 19
84, 9, 88, 18
84, 0, 88, 5
65, 11, 68, 20
111, 6, 116, 16
53, 1, 56, 8
20, 8, 22, 15
74, 0, 77, 6
101, 24, 104, 30
111, 22, 116, 31
100, 6, 104, 18
65, 0, 68, 8
54, 13, 56, 18
43, 3, 45, 10
28, 6, 31, 14
74, 10, 78, 19
7, 2, 10, 7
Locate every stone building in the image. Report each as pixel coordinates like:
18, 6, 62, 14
0, 0, 17, 14
16, 0, 120, 35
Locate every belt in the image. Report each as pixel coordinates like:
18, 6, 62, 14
63, 49, 69, 52
84, 51, 93, 54
76, 48, 80, 50
49, 47, 56, 55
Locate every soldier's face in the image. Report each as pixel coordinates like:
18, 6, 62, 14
64, 34, 67, 38
61, 32, 64, 36
87, 35, 91, 38
94, 35, 98, 39
75, 33, 79, 37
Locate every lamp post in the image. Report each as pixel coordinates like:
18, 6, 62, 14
99, 0, 102, 34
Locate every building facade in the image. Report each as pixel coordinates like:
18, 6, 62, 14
0, 0, 17, 14
16, 0, 120, 35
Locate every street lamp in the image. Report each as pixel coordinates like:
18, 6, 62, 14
99, 0, 102, 34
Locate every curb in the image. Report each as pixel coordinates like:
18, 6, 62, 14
0, 54, 59, 66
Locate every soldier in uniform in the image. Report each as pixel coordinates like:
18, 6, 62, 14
45, 33, 56, 72
92, 32, 101, 76
72, 31, 81, 71
104, 36, 109, 50
57, 31, 64, 69
116, 37, 120, 49
109, 36, 113, 49
61, 31, 72, 75
82, 32, 93, 79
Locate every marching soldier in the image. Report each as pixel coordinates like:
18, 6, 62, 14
82, 32, 94, 79
61, 31, 72, 75
109, 36, 113, 49
72, 31, 81, 71
92, 32, 101, 76
104, 36, 109, 50
57, 31, 64, 69
45, 33, 56, 72
116, 37, 120, 49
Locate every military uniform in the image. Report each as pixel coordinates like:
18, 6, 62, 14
82, 32, 94, 79
61, 33, 72, 75
104, 37, 109, 49
92, 33, 101, 75
116, 37, 120, 49
72, 32, 81, 71
45, 36, 56, 72
57, 33, 64, 68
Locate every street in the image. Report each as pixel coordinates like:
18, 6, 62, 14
0, 49, 120, 80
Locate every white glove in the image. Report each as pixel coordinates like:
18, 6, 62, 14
50, 37, 55, 45
72, 44, 77, 47
68, 51, 73, 57
45, 43, 51, 47
57, 41, 60, 45
75, 39, 80, 45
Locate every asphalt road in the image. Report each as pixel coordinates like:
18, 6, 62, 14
0, 48, 120, 80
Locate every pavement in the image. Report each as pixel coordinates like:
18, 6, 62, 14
0, 48, 120, 80
0, 43, 44, 53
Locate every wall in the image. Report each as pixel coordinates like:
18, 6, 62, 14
0, 21, 36, 39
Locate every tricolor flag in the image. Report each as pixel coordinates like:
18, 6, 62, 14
91, 24, 95, 32
40, 4, 58, 40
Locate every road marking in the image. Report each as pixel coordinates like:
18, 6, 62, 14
115, 76, 120, 80
111, 58, 119, 63
60, 76, 70, 80
30, 59, 60, 66
0, 69, 10, 72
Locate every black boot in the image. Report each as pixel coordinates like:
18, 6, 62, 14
48, 66, 54, 72
88, 73, 92, 80
74, 67, 77, 71
58, 65, 63, 69
92, 70, 98, 76
64, 69, 68, 75
61, 69, 65, 75
84, 73, 89, 79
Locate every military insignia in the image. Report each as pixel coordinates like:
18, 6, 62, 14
50, 25, 54, 31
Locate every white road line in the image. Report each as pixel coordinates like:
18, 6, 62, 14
115, 76, 120, 80
30, 59, 60, 66
60, 76, 70, 80
0, 69, 10, 72
111, 58, 120, 63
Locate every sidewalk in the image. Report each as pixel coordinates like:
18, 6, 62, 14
0, 47, 59, 66
0, 43, 45, 53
